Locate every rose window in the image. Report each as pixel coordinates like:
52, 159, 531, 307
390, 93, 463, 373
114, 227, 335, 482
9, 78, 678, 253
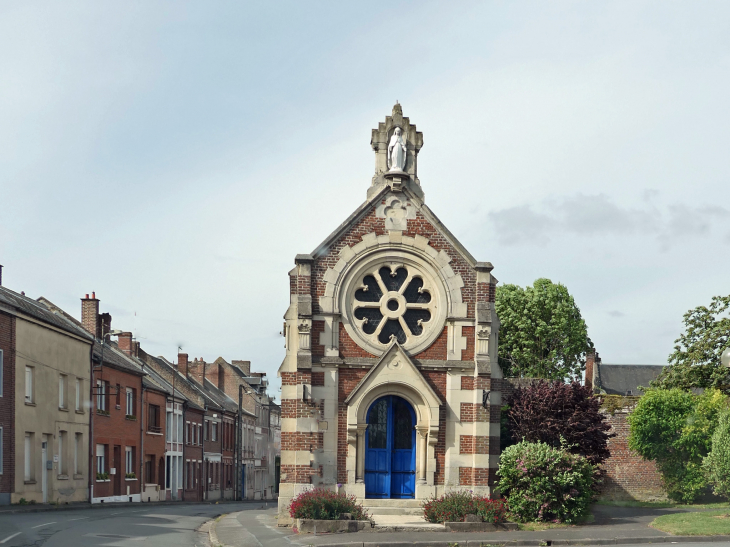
352, 266, 434, 346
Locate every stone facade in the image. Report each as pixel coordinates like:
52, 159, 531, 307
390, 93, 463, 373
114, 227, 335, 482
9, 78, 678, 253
277, 104, 502, 523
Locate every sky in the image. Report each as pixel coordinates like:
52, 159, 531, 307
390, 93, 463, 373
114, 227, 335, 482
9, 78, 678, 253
1, 1, 729, 401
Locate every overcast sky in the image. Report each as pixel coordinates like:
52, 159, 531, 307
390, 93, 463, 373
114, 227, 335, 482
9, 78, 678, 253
2, 1, 729, 400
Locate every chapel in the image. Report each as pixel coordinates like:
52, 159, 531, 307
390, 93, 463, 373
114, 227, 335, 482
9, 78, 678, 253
278, 104, 502, 522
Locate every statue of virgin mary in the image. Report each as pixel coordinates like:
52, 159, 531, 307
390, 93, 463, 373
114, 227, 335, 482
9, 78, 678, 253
387, 127, 407, 173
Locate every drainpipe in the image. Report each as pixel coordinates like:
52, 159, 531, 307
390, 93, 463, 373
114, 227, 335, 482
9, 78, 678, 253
140, 375, 146, 502
88, 342, 95, 503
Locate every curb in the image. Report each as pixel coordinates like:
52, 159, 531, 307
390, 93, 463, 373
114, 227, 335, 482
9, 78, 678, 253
207, 514, 226, 547
303, 536, 730, 547
0, 498, 267, 515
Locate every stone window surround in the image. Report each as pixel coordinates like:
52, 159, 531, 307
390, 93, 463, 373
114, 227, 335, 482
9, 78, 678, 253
321, 232, 468, 356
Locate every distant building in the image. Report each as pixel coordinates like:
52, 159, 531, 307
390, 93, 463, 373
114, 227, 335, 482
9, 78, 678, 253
585, 351, 666, 396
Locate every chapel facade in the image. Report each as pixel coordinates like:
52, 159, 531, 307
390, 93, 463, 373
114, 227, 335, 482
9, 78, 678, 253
278, 104, 502, 522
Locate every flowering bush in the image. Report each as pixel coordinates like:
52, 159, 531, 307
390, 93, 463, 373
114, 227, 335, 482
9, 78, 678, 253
288, 488, 369, 520
422, 491, 508, 524
498, 440, 596, 524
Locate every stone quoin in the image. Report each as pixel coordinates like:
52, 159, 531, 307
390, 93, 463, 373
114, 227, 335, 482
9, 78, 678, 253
277, 104, 502, 523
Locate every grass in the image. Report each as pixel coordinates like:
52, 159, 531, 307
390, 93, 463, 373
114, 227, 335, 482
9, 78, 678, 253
650, 510, 730, 536
597, 500, 730, 510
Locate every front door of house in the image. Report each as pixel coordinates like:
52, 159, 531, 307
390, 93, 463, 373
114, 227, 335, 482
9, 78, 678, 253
364, 396, 416, 499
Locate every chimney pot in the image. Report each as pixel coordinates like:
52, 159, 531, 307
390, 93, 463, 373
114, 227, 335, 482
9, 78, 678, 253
92, 291, 96, 299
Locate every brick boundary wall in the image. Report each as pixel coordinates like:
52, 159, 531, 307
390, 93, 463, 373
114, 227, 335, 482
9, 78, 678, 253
600, 409, 667, 501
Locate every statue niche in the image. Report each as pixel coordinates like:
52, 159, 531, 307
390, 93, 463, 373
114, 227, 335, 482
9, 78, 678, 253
387, 127, 407, 173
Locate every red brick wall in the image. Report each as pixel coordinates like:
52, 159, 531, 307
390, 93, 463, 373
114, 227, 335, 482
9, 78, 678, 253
459, 467, 490, 486
92, 366, 144, 498
281, 431, 323, 451
184, 407, 204, 501
461, 326, 475, 361
337, 368, 368, 484
0, 311, 15, 495
311, 321, 325, 357
142, 389, 167, 489
600, 410, 667, 501
461, 375, 490, 391
413, 327, 448, 360
281, 464, 321, 484
311, 372, 325, 386
338, 324, 375, 359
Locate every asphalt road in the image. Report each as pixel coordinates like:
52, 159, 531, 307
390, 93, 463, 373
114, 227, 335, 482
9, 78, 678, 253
0, 502, 260, 547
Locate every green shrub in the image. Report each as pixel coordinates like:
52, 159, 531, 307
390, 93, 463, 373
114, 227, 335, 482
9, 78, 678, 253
628, 388, 728, 503
498, 440, 596, 524
703, 408, 730, 499
288, 488, 369, 520
422, 491, 508, 523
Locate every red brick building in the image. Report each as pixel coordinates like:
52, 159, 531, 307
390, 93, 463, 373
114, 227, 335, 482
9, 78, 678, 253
277, 104, 502, 523
0, 300, 15, 505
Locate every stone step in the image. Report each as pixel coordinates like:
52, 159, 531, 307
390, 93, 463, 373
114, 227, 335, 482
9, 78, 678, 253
365, 506, 423, 515
361, 498, 422, 507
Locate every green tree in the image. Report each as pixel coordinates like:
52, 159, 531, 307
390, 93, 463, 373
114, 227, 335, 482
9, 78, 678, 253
495, 279, 592, 380
628, 388, 727, 503
651, 295, 730, 391
703, 408, 730, 500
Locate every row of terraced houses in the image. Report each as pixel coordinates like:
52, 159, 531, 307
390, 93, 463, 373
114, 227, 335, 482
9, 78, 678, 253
0, 284, 280, 505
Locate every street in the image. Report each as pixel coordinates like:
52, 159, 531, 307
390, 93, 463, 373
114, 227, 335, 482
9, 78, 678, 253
0, 502, 264, 547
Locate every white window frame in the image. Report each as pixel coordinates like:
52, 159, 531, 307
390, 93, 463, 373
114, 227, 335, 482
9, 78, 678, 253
126, 388, 133, 416
74, 433, 81, 476
58, 431, 65, 475
59, 374, 66, 409
125, 446, 133, 474
96, 380, 105, 411
96, 444, 105, 475
25, 366, 33, 403
24, 433, 31, 481
75, 378, 81, 411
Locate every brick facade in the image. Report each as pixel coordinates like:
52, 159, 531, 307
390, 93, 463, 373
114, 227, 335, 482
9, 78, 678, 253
0, 311, 15, 500
600, 409, 667, 501
91, 365, 145, 500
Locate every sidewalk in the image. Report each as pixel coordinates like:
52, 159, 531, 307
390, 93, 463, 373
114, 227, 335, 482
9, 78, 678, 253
211, 505, 730, 547
0, 497, 267, 515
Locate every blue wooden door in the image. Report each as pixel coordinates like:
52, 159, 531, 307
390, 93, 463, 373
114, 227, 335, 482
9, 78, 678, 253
364, 396, 416, 499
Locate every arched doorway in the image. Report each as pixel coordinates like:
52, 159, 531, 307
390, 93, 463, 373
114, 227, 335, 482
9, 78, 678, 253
364, 395, 416, 499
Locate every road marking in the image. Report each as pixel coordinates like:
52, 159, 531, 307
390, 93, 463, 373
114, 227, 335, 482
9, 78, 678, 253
0, 532, 22, 544
30, 522, 56, 529
69, 517, 88, 521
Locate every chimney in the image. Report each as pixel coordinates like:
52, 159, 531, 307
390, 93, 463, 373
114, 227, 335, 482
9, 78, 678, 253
585, 350, 596, 391
133, 341, 140, 358
178, 353, 189, 376
217, 364, 225, 391
99, 313, 112, 339
0, 264, 3, 286
118, 332, 134, 355
232, 360, 251, 376
81, 293, 100, 337
206, 361, 219, 389
188, 358, 206, 386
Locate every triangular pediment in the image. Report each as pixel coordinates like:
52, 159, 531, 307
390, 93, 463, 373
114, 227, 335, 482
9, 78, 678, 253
344, 341, 441, 406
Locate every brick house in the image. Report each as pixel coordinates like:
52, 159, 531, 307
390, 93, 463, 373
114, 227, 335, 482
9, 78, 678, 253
277, 104, 502, 523
0, 288, 92, 505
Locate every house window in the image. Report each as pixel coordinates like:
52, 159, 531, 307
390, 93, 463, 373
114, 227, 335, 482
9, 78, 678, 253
204, 421, 209, 441
96, 380, 106, 412
0, 349, 3, 397
58, 431, 67, 475
59, 375, 67, 409
212, 422, 218, 442
96, 444, 105, 475
166, 410, 172, 441
185, 422, 190, 444
75, 378, 82, 411
148, 404, 161, 433
0, 427, 3, 474
74, 433, 82, 475
24, 433, 33, 481
126, 388, 134, 416
25, 366, 33, 403
125, 446, 133, 475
